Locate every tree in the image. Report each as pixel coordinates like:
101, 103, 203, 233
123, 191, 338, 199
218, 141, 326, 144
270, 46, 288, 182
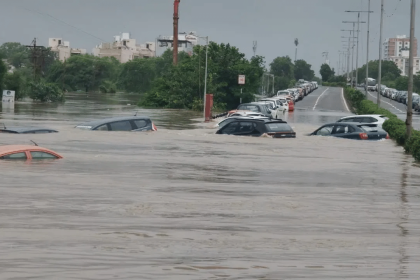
395, 76, 409, 91
294, 59, 314, 81
3, 71, 24, 99
0, 57, 6, 93
0, 42, 30, 68
320, 63, 334, 82
28, 79, 65, 102
270, 56, 294, 79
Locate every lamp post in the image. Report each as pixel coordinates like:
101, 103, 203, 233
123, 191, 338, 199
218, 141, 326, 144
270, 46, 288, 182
343, 20, 366, 87
346, 3, 373, 95
377, 0, 384, 107
406, 0, 416, 138
342, 35, 357, 87
199, 36, 209, 120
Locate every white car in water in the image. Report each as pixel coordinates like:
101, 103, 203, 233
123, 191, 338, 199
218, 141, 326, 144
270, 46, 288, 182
336, 114, 389, 128
259, 98, 288, 119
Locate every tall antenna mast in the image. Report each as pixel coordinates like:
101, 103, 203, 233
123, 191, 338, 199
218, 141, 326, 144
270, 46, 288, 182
294, 38, 299, 62
253, 41, 257, 57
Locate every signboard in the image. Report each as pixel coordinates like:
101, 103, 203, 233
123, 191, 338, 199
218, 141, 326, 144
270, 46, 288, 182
2, 90, 15, 103
238, 75, 245, 85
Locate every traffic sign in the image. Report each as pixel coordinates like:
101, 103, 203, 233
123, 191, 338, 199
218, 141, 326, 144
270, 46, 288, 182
238, 75, 245, 85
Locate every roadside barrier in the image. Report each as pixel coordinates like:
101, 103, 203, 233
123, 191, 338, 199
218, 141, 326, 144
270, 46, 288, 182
212, 112, 228, 119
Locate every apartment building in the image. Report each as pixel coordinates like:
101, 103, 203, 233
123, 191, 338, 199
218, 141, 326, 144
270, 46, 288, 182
389, 49, 420, 76
384, 35, 418, 60
157, 31, 200, 56
92, 33, 156, 63
49, 38, 87, 62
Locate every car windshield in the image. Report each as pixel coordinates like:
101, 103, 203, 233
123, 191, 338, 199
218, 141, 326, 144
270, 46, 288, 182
265, 123, 293, 132
237, 105, 260, 112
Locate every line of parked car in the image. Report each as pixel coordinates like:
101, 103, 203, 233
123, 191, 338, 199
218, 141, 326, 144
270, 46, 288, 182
374, 85, 420, 111
227, 81, 319, 120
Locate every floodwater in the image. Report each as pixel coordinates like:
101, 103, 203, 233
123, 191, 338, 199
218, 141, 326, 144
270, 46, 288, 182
1, 92, 420, 279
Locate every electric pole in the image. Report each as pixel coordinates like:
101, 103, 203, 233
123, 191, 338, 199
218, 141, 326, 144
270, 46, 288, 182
253, 41, 257, 57
377, 0, 384, 107
406, 0, 416, 139
173, 0, 180, 65
25, 38, 47, 81
346, 8, 371, 91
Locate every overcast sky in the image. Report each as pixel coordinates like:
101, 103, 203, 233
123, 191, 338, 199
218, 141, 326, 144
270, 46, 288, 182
0, 0, 417, 77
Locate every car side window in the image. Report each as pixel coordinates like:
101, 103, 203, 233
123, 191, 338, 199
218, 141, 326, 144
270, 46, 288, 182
221, 122, 238, 134
134, 119, 148, 129
361, 117, 374, 123
95, 124, 109, 131
30, 151, 58, 159
332, 125, 347, 134
316, 125, 334, 136
109, 121, 132, 131
0, 152, 27, 160
237, 122, 255, 133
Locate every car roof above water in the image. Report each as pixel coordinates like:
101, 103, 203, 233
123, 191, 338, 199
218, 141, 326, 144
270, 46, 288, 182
0, 127, 58, 134
76, 116, 151, 128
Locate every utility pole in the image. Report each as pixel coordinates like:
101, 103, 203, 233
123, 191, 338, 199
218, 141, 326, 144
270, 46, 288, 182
25, 38, 46, 81
346, 7, 372, 93
253, 41, 257, 57
406, 0, 416, 139
377, 0, 384, 107
202, 36, 209, 119
294, 38, 299, 62
173, 0, 180, 65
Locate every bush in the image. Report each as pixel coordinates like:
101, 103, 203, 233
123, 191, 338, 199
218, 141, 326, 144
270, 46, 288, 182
323, 82, 346, 88
99, 80, 117, 93
28, 80, 65, 102
405, 130, 420, 161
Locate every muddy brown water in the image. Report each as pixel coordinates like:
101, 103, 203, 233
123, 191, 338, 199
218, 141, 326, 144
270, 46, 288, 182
0, 92, 419, 279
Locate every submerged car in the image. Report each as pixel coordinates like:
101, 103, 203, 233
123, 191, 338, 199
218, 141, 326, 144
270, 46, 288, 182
216, 119, 296, 138
215, 116, 270, 128
75, 116, 157, 132
309, 122, 389, 140
233, 103, 272, 118
0, 127, 58, 134
0, 145, 63, 160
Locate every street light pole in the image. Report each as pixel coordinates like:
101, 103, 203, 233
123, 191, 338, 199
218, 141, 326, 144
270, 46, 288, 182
377, 0, 384, 107
406, 0, 416, 139
203, 36, 209, 120
346, 8, 372, 94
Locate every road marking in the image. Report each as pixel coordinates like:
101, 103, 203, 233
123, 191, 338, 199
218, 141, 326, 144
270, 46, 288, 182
312, 88, 329, 110
367, 91, 404, 113
342, 88, 350, 112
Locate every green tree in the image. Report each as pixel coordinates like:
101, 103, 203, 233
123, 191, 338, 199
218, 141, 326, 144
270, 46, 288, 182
320, 63, 334, 82
0, 57, 7, 93
0, 42, 30, 68
270, 56, 294, 79
118, 58, 157, 93
294, 59, 315, 81
28, 79, 65, 102
3, 71, 24, 99
395, 76, 409, 91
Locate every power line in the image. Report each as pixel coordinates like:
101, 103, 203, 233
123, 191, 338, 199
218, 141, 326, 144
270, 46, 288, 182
21, 7, 107, 43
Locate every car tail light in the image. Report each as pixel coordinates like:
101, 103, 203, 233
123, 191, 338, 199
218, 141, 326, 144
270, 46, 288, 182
386, 133, 390, 139
152, 123, 157, 131
359, 133, 368, 140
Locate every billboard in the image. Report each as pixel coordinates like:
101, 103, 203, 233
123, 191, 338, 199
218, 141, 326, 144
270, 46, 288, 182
2, 90, 15, 103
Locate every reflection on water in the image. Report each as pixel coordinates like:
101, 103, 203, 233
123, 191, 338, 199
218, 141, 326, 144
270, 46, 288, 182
0, 94, 420, 279
0, 92, 202, 130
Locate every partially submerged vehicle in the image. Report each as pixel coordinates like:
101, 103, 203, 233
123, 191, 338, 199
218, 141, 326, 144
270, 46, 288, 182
0, 145, 63, 160
75, 116, 157, 132
0, 125, 58, 134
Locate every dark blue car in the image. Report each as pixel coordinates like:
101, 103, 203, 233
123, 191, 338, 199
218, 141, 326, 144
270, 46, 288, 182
309, 122, 389, 140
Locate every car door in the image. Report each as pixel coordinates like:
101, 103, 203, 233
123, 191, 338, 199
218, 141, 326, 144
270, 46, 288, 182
132, 119, 151, 131
108, 120, 134, 131
0, 152, 28, 160
332, 124, 356, 139
218, 122, 239, 135
314, 125, 334, 136
234, 121, 261, 136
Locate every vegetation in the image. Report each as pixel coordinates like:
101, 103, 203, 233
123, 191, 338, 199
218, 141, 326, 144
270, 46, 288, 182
319, 63, 335, 82
343, 87, 420, 162
0, 41, 317, 109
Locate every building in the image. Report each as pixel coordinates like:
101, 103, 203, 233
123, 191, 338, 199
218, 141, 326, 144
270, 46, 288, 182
49, 38, 87, 62
92, 33, 156, 63
384, 35, 418, 60
389, 49, 420, 76
157, 31, 200, 56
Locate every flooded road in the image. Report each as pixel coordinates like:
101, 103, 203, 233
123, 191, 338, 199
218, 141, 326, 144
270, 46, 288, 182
0, 91, 420, 279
